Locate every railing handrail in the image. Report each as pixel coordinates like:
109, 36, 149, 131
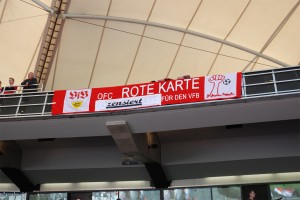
0, 93, 53, 99
1, 83, 43, 94
244, 65, 300, 75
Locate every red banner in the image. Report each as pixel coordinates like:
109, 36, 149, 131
52, 72, 241, 115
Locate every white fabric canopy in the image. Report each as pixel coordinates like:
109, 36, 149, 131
0, 0, 299, 90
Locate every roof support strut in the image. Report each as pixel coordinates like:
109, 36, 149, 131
32, 0, 71, 86
62, 14, 290, 68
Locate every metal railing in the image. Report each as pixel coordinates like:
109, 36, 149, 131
0, 84, 49, 118
0, 91, 53, 118
0, 66, 299, 119
242, 66, 300, 98
1, 84, 43, 94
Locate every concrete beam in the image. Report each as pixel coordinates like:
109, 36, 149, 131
0, 141, 38, 192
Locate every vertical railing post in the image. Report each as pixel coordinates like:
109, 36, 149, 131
40, 83, 44, 92
15, 94, 23, 116
271, 69, 278, 94
42, 93, 48, 115
242, 73, 247, 98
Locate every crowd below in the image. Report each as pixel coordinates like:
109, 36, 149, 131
0, 72, 38, 94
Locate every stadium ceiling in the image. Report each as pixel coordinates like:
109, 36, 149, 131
0, 0, 299, 91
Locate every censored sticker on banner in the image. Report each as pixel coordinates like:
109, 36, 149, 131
95, 94, 162, 111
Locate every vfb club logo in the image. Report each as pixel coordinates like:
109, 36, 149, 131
68, 90, 90, 110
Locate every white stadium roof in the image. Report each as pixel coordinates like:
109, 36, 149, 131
0, 0, 299, 90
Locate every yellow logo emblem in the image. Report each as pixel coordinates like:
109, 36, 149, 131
71, 101, 83, 109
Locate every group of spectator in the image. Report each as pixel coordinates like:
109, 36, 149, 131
0, 77, 17, 94
0, 72, 38, 94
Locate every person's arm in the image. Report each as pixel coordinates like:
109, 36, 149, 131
21, 79, 28, 86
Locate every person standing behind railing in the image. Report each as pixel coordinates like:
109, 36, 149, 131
3, 77, 17, 94
21, 72, 38, 93
0, 81, 3, 93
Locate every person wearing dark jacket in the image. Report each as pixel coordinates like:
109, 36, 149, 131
21, 72, 38, 93
0, 81, 3, 94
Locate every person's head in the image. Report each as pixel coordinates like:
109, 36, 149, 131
249, 190, 256, 199
0, 81, 2, 87
9, 77, 14, 85
28, 72, 34, 79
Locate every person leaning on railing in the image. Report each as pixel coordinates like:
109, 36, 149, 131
21, 72, 38, 93
3, 77, 17, 94
0, 80, 3, 93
